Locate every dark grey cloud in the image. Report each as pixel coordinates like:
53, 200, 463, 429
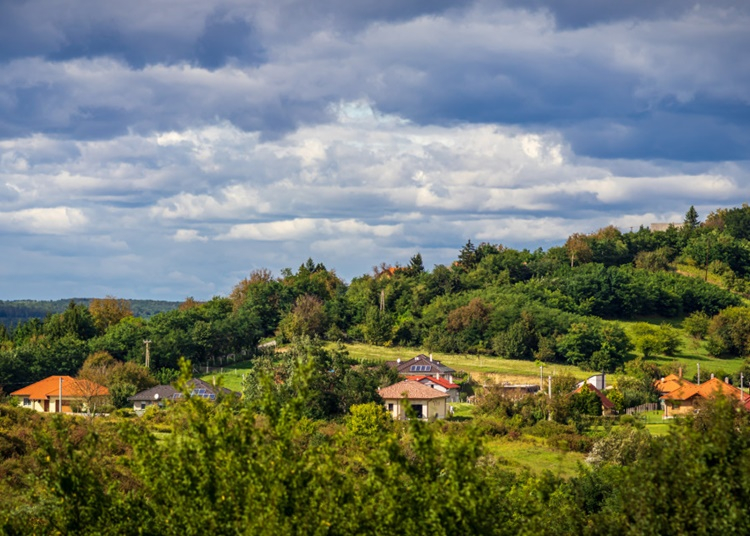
500, 0, 750, 28
0, 1, 748, 299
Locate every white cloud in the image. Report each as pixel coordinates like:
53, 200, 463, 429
0, 207, 87, 234
220, 218, 402, 241
173, 229, 208, 242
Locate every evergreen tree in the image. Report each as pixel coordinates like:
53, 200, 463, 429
684, 205, 700, 228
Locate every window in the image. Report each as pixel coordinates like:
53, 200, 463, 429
387, 403, 394, 412
23, 398, 31, 406
141, 402, 147, 410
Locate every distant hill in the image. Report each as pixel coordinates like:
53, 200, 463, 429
0, 299, 181, 328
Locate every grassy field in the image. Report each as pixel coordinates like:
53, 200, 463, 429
335, 343, 591, 382
483, 436, 586, 478
200, 328, 745, 393
199, 360, 253, 392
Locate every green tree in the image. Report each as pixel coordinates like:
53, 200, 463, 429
684, 205, 700, 229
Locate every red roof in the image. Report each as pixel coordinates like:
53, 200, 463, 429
11, 376, 109, 400
406, 375, 459, 389
574, 383, 614, 409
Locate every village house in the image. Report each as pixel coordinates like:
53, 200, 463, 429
407, 375, 460, 403
127, 384, 180, 412
653, 373, 687, 396
128, 378, 239, 414
385, 354, 456, 382
660, 376, 744, 417
379, 379, 450, 420
11, 376, 109, 414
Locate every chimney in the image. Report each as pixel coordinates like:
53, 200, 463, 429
397, 358, 401, 364
711, 373, 715, 379
678, 367, 683, 379
725, 377, 729, 384
430, 354, 433, 362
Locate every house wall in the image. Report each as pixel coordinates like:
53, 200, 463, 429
133, 400, 161, 411
17, 398, 46, 412
383, 397, 447, 420
665, 398, 697, 417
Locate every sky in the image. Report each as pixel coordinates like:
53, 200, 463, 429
0, 0, 749, 300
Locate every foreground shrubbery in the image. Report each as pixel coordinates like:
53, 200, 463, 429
2, 364, 750, 535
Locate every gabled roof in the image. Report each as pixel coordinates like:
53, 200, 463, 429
129, 378, 239, 402
407, 375, 459, 390
385, 354, 456, 375
11, 376, 109, 400
661, 377, 742, 401
654, 377, 694, 395
379, 380, 449, 400
128, 384, 179, 402
574, 383, 614, 410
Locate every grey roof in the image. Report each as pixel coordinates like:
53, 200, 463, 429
386, 354, 456, 375
128, 384, 179, 402
128, 378, 239, 402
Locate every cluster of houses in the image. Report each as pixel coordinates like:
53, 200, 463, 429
655, 371, 749, 417
9, 376, 236, 415
12, 357, 746, 423
378, 354, 459, 420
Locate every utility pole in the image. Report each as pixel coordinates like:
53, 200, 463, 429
59, 376, 63, 413
540, 364, 544, 390
143, 340, 152, 368
380, 289, 385, 312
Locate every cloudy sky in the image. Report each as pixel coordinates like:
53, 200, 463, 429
1, 0, 748, 300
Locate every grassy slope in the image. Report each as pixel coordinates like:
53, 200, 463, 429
483, 436, 586, 478
616, 318, 745, 376
337, 343, 590, 382
199, 360, 253, 392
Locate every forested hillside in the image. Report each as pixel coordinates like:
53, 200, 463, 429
0, 299, 179, 328
3, 205, 750, 534
2, 205, 750, 397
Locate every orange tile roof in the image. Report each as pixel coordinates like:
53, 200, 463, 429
654, 377, 694, 395
695, 377, 742, 399
11, 376, 109, 400
661, 377, 741, 402
379, 380, 449, 400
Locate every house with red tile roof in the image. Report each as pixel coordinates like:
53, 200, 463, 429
406, 375, 460, 403
11, 376, 109, 414
378, 379, 449, 420
661, 376, 743, 417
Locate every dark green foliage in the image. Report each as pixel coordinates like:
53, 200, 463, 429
684, 205, 700, 228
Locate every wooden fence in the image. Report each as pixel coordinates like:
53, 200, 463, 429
625, 402, 660, 415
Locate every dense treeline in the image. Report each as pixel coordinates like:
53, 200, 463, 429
1, 354, 749, 535
0, 299, 179, 328
1, 205, 750, 398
